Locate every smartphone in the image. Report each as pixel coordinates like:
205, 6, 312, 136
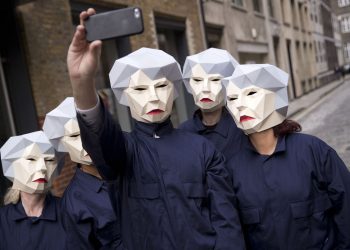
85, 7, 144, 42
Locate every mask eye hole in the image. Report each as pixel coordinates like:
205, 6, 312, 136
211, 78, 221, 82
247, 91, 257, 96
27, 157, 36, 161
156, 83, 167, 88
228, 96, 238, 101
45, 158, 55, 162
134, 87, 147, 91
192, 78, 202, 82
69, 134, 79, 138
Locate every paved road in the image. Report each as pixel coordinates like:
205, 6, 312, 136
298, 81, 350, 168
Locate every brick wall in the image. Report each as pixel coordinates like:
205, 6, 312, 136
16, 0, 74, 121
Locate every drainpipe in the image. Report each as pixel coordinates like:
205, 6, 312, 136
199, 0, 208, 49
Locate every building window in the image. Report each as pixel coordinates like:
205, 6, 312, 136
341, 15, 350, 33
338, 0, 350, 7
232, 0, 244, 7
206, 25, 223, 48
344, 43, 350, 60
252, 0, 261, 13
268, 0, 274, 17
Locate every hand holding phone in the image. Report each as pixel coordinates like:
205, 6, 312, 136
85, 7, 144, 42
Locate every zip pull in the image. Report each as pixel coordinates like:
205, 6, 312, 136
153, 133, 160, 139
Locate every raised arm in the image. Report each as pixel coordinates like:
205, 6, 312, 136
67, 8, 101, 110
67, 8, 127, 179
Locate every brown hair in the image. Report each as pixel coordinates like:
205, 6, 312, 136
273, 119, 302, 137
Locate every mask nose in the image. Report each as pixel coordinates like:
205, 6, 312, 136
148, 86, 159, 102
36, 158, 47, 173
202, 78, 210, 93
235, 95, 245, 111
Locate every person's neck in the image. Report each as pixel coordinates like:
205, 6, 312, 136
201, 107, 223, 126
20, 192, 46, 217
248, 128, 277, 155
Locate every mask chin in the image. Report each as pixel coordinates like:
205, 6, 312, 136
200, 99, 225, 113
242, 111, 286, 135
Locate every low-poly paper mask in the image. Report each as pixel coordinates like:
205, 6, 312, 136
222, 64, 289, 134
183, 48, 238, 112
0, 131, 58, 194
109, 47, 183, 123
43, 97, 92, 165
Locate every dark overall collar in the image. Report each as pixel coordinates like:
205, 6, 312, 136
10, 193, 57, 222
134, 117, 174, 138
192, 108, 231, 137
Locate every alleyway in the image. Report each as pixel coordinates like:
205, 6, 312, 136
297, 80, 350, 168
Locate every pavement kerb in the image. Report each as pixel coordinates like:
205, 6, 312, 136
287, 76, 348, 122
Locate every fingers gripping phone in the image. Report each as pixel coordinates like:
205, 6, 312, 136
85, 7, 144, 42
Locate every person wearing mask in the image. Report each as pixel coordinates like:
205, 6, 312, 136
0, 131, 66, 250
43, 97, 123, 249
223, 64, 350, 249
179, 48, 244, 160
66, 8, 245, 250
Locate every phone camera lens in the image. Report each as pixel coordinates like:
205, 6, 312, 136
134, 8, 140, 18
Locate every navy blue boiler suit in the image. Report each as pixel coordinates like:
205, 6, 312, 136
61, 167, 123, 249
0, 194, 66, 250
227, 133, 350, 249
179, 108, 244, 161
77, 103, 245, 250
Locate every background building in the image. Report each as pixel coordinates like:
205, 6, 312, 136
332, 0, 350, 65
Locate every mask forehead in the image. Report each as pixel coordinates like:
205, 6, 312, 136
21, 143, 54, 159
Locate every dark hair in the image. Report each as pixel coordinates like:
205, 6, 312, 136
273, 119, 302, 137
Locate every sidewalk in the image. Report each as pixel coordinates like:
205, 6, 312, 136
287, 75, 349, 121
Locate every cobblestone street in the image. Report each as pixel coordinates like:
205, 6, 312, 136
296, 80, 350, 168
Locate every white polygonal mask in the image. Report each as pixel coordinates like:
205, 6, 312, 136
223, 64, 289, 134
109, 47, 183, 123
124, 70, 174, 123
43, 97, 92, 165
188, 65, 224, 111
0, 131, 58, 194
183, 48, 238, 112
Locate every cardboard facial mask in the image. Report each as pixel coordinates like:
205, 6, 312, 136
109, 47, 182, 123
0, 131, 58, 194
222, 64, 289, 134
183, 48, 238, 112
43, 97, 92, 165
124, 71, 174, 123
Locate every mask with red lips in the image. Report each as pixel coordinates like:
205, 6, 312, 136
109, 48, 183, 124
223, 64, 289, 135
182, 48, 238, 112
0, 131, 58, 194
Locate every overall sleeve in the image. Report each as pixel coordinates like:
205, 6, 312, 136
322, 148, 350, 249
205, 145, 246, 250
77, 99, 127, 180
